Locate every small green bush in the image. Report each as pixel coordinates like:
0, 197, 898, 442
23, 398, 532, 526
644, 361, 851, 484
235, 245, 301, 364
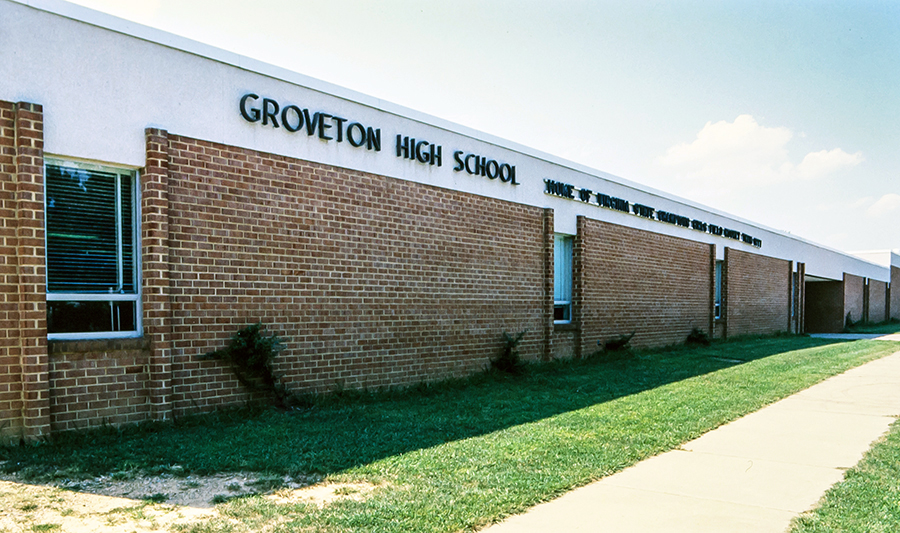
685, 328, 711, 346
845, 312, 855, 330
492, 331, 527, 374
602, 332, 635, 352
201, 323, 294, 408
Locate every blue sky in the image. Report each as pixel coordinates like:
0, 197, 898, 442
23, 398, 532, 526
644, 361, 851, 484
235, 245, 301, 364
67, 0, 900, 252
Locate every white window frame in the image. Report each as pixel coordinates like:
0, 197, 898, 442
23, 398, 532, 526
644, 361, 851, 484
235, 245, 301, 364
45, 157, 142, 340
554, 233, 573, 324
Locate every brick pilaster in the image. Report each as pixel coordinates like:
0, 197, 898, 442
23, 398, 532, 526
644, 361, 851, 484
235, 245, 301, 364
541, 208, 554, 361
797, 263, 805, 333
0, 102, 23, 442
722, 247, 730, 339
15, 102, 49, 440
573, 215, 585, 359
787, 261, 794, 333
709, 244, 716, 337
143, 128, 173, 421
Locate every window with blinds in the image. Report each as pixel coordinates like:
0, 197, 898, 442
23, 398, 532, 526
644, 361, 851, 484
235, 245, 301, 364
45, 160, 140, 338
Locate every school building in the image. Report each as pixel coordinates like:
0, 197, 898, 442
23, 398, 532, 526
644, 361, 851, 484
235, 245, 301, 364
1, 0, 897, 441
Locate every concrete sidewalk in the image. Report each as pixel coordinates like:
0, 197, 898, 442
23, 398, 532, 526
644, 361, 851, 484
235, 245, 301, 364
483, 340, 900, 533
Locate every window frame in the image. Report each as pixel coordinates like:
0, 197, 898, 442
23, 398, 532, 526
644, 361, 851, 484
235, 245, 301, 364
44, 157, 142, 340
554, 233, 574, 324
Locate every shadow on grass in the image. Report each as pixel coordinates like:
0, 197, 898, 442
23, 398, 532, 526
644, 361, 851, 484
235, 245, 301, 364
0, 336, 848, 481
845, 320, 900, 335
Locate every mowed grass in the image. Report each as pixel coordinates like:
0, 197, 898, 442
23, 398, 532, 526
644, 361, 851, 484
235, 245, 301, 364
2, 336, 899, 532
847, 319, 900, 335
791, 417, 900, 532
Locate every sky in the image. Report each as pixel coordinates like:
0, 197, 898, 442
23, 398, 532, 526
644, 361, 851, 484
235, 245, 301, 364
67, 0, 900, 253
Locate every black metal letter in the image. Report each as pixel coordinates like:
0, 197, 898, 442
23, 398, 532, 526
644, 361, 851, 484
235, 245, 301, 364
347, 123, 366, 147
239, 93, 260, 122
367, 127, 381, 151
332, 116, 347, 142
281, 105, 303, 132
261, 98, 280, 127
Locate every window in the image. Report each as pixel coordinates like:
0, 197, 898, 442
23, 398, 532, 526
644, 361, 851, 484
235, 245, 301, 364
45, 159, 140, 338
554, 234, 573, 323
714, 260, 723, 319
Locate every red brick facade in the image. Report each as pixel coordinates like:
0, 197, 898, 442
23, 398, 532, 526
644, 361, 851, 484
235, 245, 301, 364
160, 133, 549, 414
868, 280, 888, 324
573, 216, 713, 353
0, 97, 886, 440
48, 339, 150, 432
723, 248, 791, 337
0, 101, 49, 443
892, 266, 899, 321
0, 101, 22, 442
844, 273, 865, 326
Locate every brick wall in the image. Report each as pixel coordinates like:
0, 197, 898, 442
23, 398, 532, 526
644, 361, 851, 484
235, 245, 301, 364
795, 263, 806, 334
48, 339, 150, 432
0, 101, 23, 442
868, 280, 887, 324
552, 329, 577, 359
13, 102, 49, 440
0, 100, 49, 443
723, 248, 791, 337
892, 266, 899, 321
844, 273, 865, 326
160, 134, 548, 414
142, 129, 174, 422
574, 216, 713, 352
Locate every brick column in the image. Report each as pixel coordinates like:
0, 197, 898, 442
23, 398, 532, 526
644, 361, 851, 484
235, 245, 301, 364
797, 263, 805, 334
573, 215, 585, 359
0, 102, 24, 442
541, 208, 554, 361
787, 261, 794, 333
143, 128, 173, 421
708, 244, 716, 337
15, 102, 49, 440
886, 277, 891, 323
892, 266, 900, 321
722, 247, 730, 339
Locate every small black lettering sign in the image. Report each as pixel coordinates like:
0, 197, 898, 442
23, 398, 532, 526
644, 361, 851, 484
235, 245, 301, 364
542, 177, 762, 248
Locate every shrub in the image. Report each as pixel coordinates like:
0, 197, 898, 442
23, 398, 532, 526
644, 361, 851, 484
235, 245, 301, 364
845, 312, 855, 331
492, 331, 527, 374
685, 328, 711, 346
602, 332, 635, 352
201, 323, 294, 408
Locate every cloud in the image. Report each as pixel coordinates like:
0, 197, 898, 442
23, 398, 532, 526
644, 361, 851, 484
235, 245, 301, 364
797, 148, 863, 179
659, 115, 861, 187
867, 193, 900, 218
849, 196, 873, 210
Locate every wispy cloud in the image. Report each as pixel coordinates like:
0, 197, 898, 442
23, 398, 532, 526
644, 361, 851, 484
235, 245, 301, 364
659, 115, 862, 186
797, 148, 864, 179
867, 193, 900, 218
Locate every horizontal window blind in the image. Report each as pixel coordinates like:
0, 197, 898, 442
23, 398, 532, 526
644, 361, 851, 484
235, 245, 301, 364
46, 164, 135, 293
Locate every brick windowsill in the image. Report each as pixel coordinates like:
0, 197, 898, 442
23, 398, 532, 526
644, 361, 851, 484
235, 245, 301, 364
49, 337, 150, 356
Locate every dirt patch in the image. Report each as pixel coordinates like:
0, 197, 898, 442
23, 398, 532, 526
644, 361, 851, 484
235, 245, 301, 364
0, 472, 377, 532
267, 481, 375, 507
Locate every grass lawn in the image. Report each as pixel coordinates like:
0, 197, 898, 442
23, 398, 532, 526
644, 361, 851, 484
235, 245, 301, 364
2, 336, 899, 532
790, 417, 900, 532
846, 320, 900, 335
